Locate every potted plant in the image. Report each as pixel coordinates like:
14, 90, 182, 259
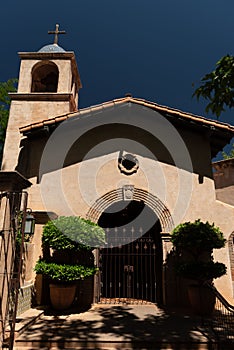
34, 216, 105, 310
171, 219, 226, 315
34, 260, 98, 310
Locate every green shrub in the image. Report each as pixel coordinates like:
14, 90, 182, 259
35, 216, 105, 285
34, 260, 98, 283
171, 219, 226, 255
171, 219, 226, 284
175, 261, 227, 282
42, 216, 106, 251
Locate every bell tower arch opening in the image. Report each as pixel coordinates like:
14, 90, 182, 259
2, 25, 82, 171
31, 61, 59, 92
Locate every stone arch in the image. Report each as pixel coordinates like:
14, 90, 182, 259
86, 185, 174, 233
31, 61, 59, 92
228, 232, 234, 296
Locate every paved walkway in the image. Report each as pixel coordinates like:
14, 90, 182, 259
13, 303, 217, 349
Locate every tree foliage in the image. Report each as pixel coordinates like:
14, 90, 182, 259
42, 216, 106, 250
34, 260, 97, 283
175, 261, 226, 282
222, 144, 234, 159
193, 54, 234, 118
0, 79, 17, 161
171, 219, 226, 257
35, 216, 104, 284
171, 219, 226, 284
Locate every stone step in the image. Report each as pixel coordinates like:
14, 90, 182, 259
12, 304, 230, 350
13, 339, 221, 350
4, 308, 44, 346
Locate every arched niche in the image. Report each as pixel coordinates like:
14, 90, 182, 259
31, 61, 59, 92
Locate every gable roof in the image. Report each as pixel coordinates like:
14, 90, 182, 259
19, 96, 234, 135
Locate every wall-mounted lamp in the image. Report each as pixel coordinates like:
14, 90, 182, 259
24, 209, 35, 236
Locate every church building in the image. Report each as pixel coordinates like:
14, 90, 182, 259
1, 25, 234, 314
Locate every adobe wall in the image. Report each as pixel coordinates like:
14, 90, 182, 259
13, 104, 234, 303
1, 52, 79, 172
213, 158, 234, 206
18, 59, 73, 93
1, 100, 71, 171
27, 154, 234, 301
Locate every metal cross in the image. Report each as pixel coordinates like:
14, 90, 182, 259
48, 24, 66, 45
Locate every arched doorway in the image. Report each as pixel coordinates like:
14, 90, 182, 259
98, 200, 163, 304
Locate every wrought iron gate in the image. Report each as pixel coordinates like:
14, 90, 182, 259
99, 225, 162, 303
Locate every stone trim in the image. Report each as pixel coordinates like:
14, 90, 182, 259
9, 92, 73, 101
0, 171, 31, 191
86, 186, 174, 232
19, 51, 75, 59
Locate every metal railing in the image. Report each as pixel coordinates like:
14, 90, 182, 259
206, 283, 234, 343
0, 191, 28, 350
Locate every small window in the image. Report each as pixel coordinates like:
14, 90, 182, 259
31, 61, 59, 92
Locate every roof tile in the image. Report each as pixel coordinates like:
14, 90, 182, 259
19, 97, 234, 134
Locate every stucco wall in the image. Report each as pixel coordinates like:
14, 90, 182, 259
21, 102, 234, 301
213, 159, 234, 206
4, 100, 234, 302
1, 51, 80, 172
2, 100, 71, 171
29, 154, 234, 300
18, 59, 73, 93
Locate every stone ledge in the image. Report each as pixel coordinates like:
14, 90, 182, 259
0, 171, 31, 191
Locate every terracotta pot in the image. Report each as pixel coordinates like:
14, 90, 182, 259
188, 284, 215, 316
49, 284, 76, 310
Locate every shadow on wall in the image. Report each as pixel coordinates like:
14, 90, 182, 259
16, 121, 212, 183
164, 249, 193, 307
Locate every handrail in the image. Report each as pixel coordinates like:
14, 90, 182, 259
206, 282, 234, 312
205, 282, 234, 342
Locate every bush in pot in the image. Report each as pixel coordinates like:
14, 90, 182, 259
34, 260, 98, 283
42, 216, 106, 250
171, 219, 226, 315
34, 216, 105, 310
34, 260, 98, 310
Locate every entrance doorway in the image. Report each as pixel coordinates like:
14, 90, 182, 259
98, 200, 163, 304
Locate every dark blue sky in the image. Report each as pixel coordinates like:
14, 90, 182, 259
1, 0, 234, 156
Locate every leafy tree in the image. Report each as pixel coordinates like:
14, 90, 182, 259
222, 144, 234, 159
193, 54, 234, 118
0, 78, 17, 160
193, 55, 234, 159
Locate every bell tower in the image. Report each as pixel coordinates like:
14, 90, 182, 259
2, 24, 82, 170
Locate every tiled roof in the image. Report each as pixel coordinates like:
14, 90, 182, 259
19, 96, 234, 134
